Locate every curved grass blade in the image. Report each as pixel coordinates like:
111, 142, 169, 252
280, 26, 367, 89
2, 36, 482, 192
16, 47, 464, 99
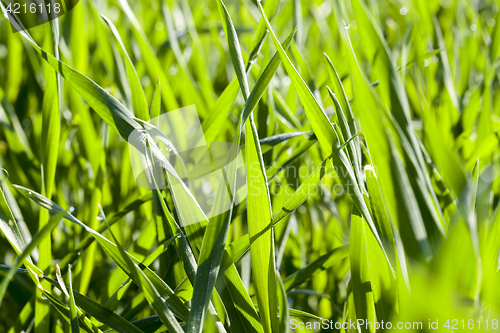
67, 265, 79, 333
216, 0, 249, 99
100, 206, 184, 333
350, 206, 376, 333
248, 0, 279, 68
272, 157, 331, 224
257, 2, 392, 271
246, 117, 279, 333
277, 273, 289, 333
283, 245, 349, 291
12, 185, 190, 322
150, 79, 161, 120
105, 235, 178, 310
115, 0, 179, 110
57, 193, 152, 272
101, 15, 149, 121
0, 209, 66, 306
188, 2, 251, 331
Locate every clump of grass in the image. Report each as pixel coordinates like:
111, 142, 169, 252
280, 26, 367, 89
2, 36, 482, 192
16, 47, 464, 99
0, 0, 500, 332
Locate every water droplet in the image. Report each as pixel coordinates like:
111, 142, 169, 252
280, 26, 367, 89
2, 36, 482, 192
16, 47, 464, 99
96, 216, 104, 221
424, 59, 430, 67
343, 20, 350, 30
8, 220, 13, 226
169, 66, 178, 75
77, 251, 81, 256
28, 191, 32, 195
155, 21, 164, 31
470, 24, 477, 31
0, 168, 9, 181
219, 30, 225, 37
41, 295, 48, 300
400, 7, 408, 15
63, 110, 72, 120
69, 207, 75, 213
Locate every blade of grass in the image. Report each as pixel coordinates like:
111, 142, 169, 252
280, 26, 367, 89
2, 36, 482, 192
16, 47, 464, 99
100, 206, 184, 333
257, 2, 392, 271
101, 15, 149, 121
0, 209, 66, 306
246, 117, 279, 333
12, 185, 190, 322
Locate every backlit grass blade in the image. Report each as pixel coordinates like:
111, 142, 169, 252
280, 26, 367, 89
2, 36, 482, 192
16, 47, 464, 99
188, 2, 251, 331
142, 138, 228, 333
101, 15, 149, 121
12, 185, 190, 322
240, 27, 298, 123
5, 26, 205, 218
100, 207, 184, 333
326, 87, 362, 184
350, 206, 376, 333
283, 245, 349, 291
57, 193, 152, 272
38, 14, 61, 330
324, 54, 362, 173
189, 5, 296, 333
248, 0, 280, 69
257, 2, 391, 269
216, 0, 250, 99
105, 235, 178, 310
0, 209, 66, 306
246, 117, 279, 333
150, 79, 161, 120
365, 167, 410, 292
272, 157, 331, 224
0, 186, 27, 258
350, 0, 446, 233
277, 273, 290, 333
115, 0, 179, 110
67, 265, 79, 333
35, 285, 94, 333
398, 49, 444, 71
202, 27, 296, 144
387, 134, 432, 260
39, 273, 144, 333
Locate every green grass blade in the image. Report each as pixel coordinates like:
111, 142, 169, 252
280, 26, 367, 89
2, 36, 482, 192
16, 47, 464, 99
272, 157, 330, 224
248, 0, 280, 68
100, 207, 184, 333
257, 2, 391, 270
150, 79, 161, 120
283, 245, 349, 291
12, 185, 190, 322
277, 273, 290, 333
67, 265, 80, 333
350, 206, 376, 333
0, 209, 66, 306
101, 15, 149, 121
0, 186, 27, 257
216, 0, 250, 99
115, 0, 179, 110
246, 117, 279, 333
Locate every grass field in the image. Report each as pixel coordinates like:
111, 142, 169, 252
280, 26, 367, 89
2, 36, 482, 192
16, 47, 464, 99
1, 0, 500, 332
